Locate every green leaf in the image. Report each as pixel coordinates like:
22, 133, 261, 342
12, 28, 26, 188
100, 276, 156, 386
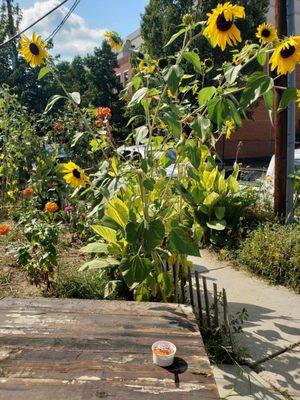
44, 94, 66, 114
240, 72, 273, 108
257, 52, 267, 66
129, 87, 148, 106
80, 242, 109, 254
215, 206, 225, 220
278, 87, 297, 112
79, 257, 119, 272
164, 65, 182, 95
165, 28, 186, 47
144, 219, 165, 253
106, 198, 129, 229
164, 112, 181, 137
132, 75, 142, 90
198, 86, 216, 107
104, 280, 121, 298
92, 225, 117, 244
206, 220, 226, 231
183, 51, 202, 73
263, 90, 274, 110
225, 65, 242, 85
227, 175, 239, 193
125, 221, 141, 244
158, 272, 174, 301
203, 192, 220, 207
69, 92, 81, 105
143, 178, 155, 191
168, 226, 199, 256
120, 256, 152, 289
38, 66, 52, 80
134, 125, 148, 145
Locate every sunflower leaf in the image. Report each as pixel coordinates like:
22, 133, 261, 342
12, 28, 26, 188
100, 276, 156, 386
69, 92, 81, 105
38, 66, 52, 80
278, 87, 297, 112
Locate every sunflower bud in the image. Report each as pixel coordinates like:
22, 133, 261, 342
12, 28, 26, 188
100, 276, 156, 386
182, 13, 193, 26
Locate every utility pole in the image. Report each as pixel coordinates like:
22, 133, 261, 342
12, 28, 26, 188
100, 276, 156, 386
6, 0, 18, 68
286, 0, 296, 219
274, 0, 295, 218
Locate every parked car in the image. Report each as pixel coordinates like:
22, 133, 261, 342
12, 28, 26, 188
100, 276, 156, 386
117, 145, 180, 178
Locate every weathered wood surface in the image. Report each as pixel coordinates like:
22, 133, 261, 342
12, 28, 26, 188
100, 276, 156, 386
0, 297, 219, 400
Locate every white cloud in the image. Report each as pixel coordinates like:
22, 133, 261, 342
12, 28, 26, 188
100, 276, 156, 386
20, 0, 107, 60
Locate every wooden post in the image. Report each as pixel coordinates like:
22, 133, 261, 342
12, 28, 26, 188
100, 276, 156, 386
213, 283, 219, 328
202, 277, 211, 329
195, 271, 203, 326
274, 0, 288, 216
187, 268, 194, 308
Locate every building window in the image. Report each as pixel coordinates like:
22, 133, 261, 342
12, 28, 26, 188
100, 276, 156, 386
124, 70, 129, 84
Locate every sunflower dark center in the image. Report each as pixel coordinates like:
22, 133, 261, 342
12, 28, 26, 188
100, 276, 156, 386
72, 169, 81, 179
261, 29, 271, 38
216, 13, 233, 31
280, 44, 296, 58
29, 43, 40, 56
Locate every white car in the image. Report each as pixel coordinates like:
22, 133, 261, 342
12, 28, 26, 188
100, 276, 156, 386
117, 145, 180, 178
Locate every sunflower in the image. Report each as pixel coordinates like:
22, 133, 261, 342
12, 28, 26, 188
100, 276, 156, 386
269, 36, 300, 74
61, 161, 89, 188
0, 224, 9, 236
203, 2, 245, 51
19, 32, 48, 67
225, 120, 235, 139
45, 202, 59, 213
104, 31, 123, 52
256, 23, 277, 44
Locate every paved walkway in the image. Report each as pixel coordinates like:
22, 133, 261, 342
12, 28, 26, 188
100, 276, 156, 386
190, 250, 300, 399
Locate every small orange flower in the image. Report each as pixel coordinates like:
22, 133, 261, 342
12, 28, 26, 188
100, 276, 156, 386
23, 187, 34, 197
98, 107, 112, 120
54, 122, 63, 132
219, 248, 225, 254
0, 224, 9, 235
45, 202, 59, 213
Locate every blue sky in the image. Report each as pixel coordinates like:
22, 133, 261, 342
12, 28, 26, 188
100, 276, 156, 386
18, 0, 149, 59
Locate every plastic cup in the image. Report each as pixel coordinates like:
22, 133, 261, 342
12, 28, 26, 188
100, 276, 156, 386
152, 341, 176, 367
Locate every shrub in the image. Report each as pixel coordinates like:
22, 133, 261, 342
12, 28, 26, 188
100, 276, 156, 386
237, 223, 300, 291
46, 270, 106, 299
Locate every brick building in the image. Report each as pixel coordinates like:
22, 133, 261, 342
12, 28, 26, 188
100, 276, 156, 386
116, 1, 300, 162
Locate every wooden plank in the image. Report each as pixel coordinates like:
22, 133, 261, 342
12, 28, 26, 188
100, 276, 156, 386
0, 298, 186, 317
0, 377, 219, 400
0, 299, 219, 399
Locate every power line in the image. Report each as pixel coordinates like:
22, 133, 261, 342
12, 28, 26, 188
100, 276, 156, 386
0, 0, 70, 49
46, 0, 80, 42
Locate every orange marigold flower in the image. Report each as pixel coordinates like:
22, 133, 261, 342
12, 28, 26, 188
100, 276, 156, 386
54, 122, 63, 132
45, 202, 59, 213
23, 187, 34, 197
219, 248, 225, 254
98, 107, 112, 120
0, 224, 9, 235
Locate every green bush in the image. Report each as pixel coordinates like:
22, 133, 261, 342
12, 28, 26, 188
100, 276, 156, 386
46, 271, 106, 300
237, 223, 300, 291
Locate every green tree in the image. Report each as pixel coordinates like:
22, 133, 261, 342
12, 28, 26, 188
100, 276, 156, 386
141, 0, 194, 58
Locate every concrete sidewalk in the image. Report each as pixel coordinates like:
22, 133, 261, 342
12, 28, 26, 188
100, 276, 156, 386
190, 250, 300, 399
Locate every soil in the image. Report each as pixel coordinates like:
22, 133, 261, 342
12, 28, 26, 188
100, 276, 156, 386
0, 221, 87, 298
